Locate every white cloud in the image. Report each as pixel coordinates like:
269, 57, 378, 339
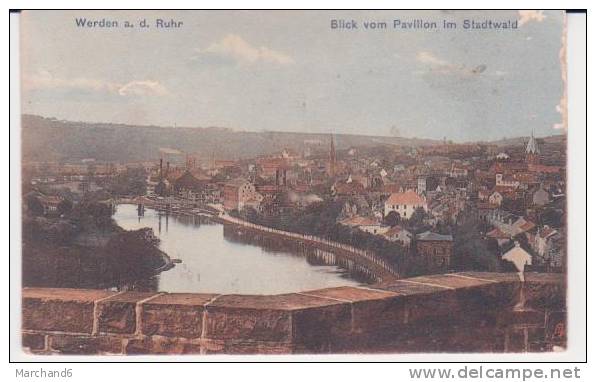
416, 51, 489, 77
415, 51, 461, 76
118, 80, 168, 96
416, 51, 450, 67
203, 34, 294, 65
518, 10, 547, 26
23, 70, 168, 97
23, 70, 116, 92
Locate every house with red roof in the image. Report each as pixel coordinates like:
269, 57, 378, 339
384, 190, 427, 219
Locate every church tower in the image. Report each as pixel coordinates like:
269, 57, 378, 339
328, 134, 336, 177
526, 130, 540, 164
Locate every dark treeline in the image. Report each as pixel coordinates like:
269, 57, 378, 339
22, 194, 167, 290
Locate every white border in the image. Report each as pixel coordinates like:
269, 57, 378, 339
6, 6, 587, 366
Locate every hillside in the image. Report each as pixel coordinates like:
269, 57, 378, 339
21, 115, 440, 163
20, 115, 566, 163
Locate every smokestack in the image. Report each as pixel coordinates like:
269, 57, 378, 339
166, 161, 170, 178
159, 159, 163, 180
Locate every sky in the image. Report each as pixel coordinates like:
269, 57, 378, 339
20, 10, 566, 142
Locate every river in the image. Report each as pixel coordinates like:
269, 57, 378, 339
114, 204, 363, 294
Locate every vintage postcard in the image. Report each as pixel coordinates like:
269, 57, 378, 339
17, 10, 569, 357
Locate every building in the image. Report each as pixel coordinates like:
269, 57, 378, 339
529, 226, 564, 269
332, 177, 365, 197
257, 158, 288, 181
526, 131, 540, 164
415, 231, 453, 269
223, 179, 262, 211
174, 170, 208, 193
38, 195, 63, 215
384, 190, 427, 219
173, 170, 213, 204
154, 158, 171, 197
486, 210, 536, 238
489, 191, 503, 206
417, 177, 427, 195
339, 215, 387, 235
532, 185, 550, 206
495, 173, 520, 189
450, 164, 469, 178
486, 227, 512, 247
478, 189, 491, 201
382, 225, 412, 247
496, 152, 510, 160
502, 242, 532, 277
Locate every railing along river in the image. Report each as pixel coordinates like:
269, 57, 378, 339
119, 197, 401, 283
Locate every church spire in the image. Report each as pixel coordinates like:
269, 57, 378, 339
526, 130, 539, 155
329, 134, 336, 177
526, 130, 540, 164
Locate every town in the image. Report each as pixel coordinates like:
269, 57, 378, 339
23, 127, 566, 279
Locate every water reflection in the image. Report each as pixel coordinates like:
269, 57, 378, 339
114, 204, 365, 294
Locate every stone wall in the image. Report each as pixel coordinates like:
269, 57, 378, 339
21, 272, 565, 355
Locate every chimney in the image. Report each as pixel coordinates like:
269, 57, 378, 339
166, 162, 170, 178
159, 159, 163, 180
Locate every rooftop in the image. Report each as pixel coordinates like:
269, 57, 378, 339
386, 190, 426, 205
416, 231, 453, 241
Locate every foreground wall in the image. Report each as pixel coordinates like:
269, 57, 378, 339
21, 272, 565, 355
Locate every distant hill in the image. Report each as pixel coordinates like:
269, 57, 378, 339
20, 115, 441, 163
20, 115, 565, 163
486, 134, 566, 147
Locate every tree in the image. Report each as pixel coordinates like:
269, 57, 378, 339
103, 228, 166, 284
107, 167, 147, 197
383, 211, 401, 227
69, 200, 114, 229
57, 199, 73, 215
540, 208, 563, 228
242, 207, 259, 222
26, 194, 44, 216
452, 209, 500, 272
408, 207, 427, 228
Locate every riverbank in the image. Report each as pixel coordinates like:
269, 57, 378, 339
113, 204, 363, 294
22, 210, 172, 290
120, 199, 400, 283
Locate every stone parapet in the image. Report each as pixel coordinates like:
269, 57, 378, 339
21, 272, 566, 355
